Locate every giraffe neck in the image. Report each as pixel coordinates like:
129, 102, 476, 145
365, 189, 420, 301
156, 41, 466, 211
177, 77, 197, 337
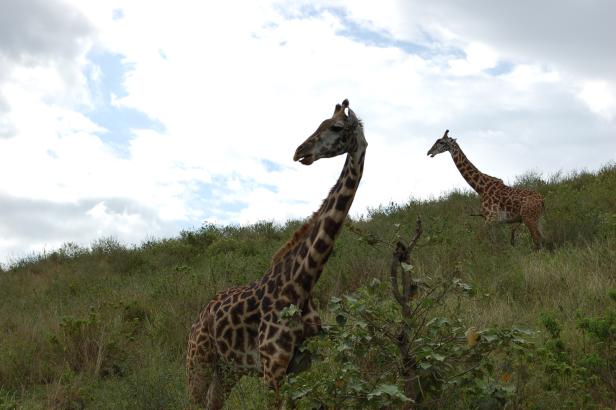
289, 129, 367, 298
449, 142, 492, 194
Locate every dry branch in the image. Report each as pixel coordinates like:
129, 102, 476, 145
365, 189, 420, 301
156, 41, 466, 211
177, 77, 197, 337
389, 216, 423, 409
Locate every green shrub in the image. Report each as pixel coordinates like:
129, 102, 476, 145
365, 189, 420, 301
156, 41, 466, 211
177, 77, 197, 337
576, 291, 616, 393
283, 279, 534, 409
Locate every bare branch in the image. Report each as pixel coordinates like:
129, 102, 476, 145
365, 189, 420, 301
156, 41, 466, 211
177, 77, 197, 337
407, 216, 423, 252
390, 242, 408, 308
403, 216, 422, 301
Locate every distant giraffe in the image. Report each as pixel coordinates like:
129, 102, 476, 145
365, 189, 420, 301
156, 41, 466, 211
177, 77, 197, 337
427, 130, 544, 249
186, 99, 367, 409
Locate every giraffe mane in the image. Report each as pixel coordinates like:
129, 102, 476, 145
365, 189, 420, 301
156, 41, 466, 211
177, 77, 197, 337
271, 211, 319, 263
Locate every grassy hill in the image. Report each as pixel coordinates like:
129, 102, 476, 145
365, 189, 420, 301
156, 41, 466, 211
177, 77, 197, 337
1, 164, 615, 409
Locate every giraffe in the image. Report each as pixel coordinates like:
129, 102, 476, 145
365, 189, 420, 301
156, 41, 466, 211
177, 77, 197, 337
186, 99, 367, 409
427, 129, 545, 249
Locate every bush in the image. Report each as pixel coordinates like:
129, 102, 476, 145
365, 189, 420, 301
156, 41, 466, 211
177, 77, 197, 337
282, 278, 535, 409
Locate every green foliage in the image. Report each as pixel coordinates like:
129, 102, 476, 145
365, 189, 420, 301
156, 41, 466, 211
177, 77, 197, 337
46, 309, 132, 381
539, 165, 616, 246
527, 301, 616, 408
576, 292, 616, 393
0, 389, 18, 410
540, 312, 561, 339
224, 376, 276, 410
283, 279, 535, 409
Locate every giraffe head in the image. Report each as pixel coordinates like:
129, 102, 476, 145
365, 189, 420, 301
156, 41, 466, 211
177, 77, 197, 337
293, 99, 363, 165
427, 129, 456, 157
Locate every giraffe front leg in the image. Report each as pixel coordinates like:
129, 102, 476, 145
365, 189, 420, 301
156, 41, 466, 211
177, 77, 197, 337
260, 345, 293, 410
302, 298, 322, 338
288, 298, 322, 375
476, 219, 494, 243
258, 321, 295, 393
476, 201, 496, 244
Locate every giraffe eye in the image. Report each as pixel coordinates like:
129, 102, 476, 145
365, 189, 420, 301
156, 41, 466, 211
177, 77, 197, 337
330, 124, 343, 132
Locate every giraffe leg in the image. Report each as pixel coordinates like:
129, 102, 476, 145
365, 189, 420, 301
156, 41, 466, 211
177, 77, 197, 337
289, 299, 322, 374
206, 364, 226, 410
299, 298, 322, 339
522, 217, 542, 250
521, 203, 544, 250
476, 220, 496, 245
259, 320, 295, 394
260, 347, 293, 391
510, 223, 520, 247
187, 326, 225, 410
475, 204, 497, 245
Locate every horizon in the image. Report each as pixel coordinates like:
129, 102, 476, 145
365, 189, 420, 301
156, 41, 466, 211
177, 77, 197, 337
3, 162, 613, 269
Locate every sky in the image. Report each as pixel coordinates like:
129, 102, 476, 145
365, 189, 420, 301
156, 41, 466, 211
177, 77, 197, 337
0, 0, 614, 265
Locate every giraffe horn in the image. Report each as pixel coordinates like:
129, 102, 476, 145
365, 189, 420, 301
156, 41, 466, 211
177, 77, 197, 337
443, 129, 450, 138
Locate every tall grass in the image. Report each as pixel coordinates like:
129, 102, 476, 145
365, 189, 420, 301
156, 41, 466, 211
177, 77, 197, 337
1, 164, 615, 408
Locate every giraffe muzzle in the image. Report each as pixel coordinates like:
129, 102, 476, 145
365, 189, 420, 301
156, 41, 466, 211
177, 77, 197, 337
293, 144, 315, 165
294, 153, 315, 165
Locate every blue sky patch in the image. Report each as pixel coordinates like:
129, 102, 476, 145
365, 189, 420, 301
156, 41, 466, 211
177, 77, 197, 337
327, 8, 430, 56
84, 50, 164, 157
261, 158, 284, 172
485, 61, 514, 76
273, 3, 320, 20
46, 149, 58, 160
112, 9, 124, 21
274, 5, 463, 60
213, 174, 279, 195
87, 51, 132, 100
188, 179, 248, 224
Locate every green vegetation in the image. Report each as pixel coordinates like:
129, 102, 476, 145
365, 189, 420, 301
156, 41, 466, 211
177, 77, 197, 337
1, 164, 615, 409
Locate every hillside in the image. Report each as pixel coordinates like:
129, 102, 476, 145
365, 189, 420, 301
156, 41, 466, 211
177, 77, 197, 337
1, 164, 615, 409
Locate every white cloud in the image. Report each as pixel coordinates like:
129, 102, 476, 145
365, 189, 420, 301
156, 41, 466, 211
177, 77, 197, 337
578, 81, 616, 120
343, 0, 616, 82
448, 42, 499, 76
504, 64, 561, 89
0, 0, 614, 264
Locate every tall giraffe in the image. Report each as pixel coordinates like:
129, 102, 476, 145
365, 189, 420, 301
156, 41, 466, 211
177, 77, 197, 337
427, 130, 544, 249
186, 99, 367, 409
